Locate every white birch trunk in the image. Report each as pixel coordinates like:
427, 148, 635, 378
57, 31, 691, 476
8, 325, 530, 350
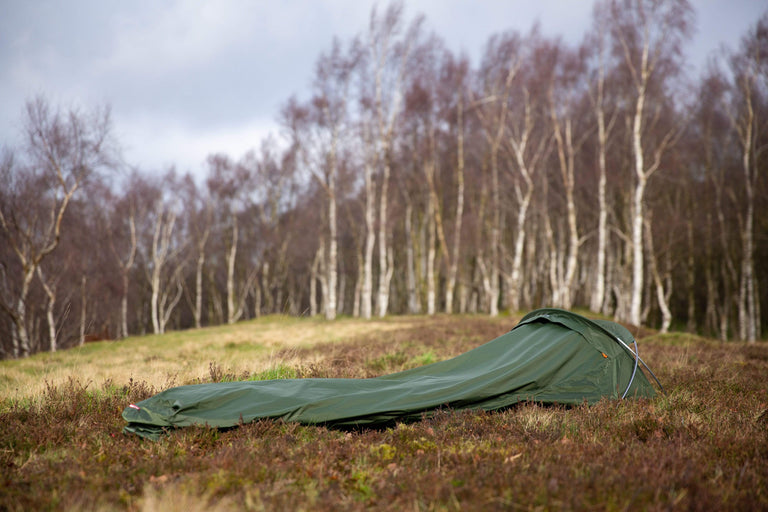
149, 205, 177, 335
592, 106, 609, 313
120, 281, 129, 337
226, 213, 238, 324
116, 214, 137, 338
405, 203, 421, 314
561, 120, 579, 309
194, 249, 205, 329
310, 243, 320, 317
508, 187, 532, 313
191, 214, 210, 329
734, 81, 757, 342
376, 152, 392, 318
426, 190, 436, 316
489, 147, 501, 317
13, 268, 35, 357
37, 266, 57, 352
629, 85, 647, 327
645, 218, 672, 333
159, 272, 184, 334
150, 217, 163, 335
80, 275, 87, 346
326, 167, 338, 320
361, 158, 376, 320
318, 238, 329, 317
507, 129, 535, 312
543, 192, 560, 306
353, 249, 363, 318
445, 98, 465, 314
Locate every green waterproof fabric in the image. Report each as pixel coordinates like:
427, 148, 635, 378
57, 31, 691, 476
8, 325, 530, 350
122, 309, 657, 439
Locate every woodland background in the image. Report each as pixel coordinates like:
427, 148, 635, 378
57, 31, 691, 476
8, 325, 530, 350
1, 0, 766, 358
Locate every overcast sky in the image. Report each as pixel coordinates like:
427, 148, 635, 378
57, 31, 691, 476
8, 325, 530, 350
1, 0, 764, 178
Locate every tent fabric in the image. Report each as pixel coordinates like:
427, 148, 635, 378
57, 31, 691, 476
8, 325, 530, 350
122, 309, 657, 440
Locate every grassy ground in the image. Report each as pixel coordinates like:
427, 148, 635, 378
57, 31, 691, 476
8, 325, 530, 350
1, 314, 766, 511
0, 315, 422, 403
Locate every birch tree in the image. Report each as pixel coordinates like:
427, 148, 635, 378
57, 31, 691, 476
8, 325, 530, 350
253, 138, 298, 316
206, 154, 256, 325
397, 106, 427, 315
585, 10, 619, 314
441, 54, 470, 314
503, 39, 552, 313
0, 98, 115, 357
401, 37, 448, 316
146, 190, 181, 334
283, 39, 358, 319
359, 118, 377, 319
695, 68, 738, 340
360, 1, 422, 317
547, 41, 590, 309
644, 213, 672, 332
725, 14, 767, 342
475, 32, 520, 315
108, 173, 144, 338
604, 0, 693, 325
36, 262, 61, 351
178, 175, 212, 329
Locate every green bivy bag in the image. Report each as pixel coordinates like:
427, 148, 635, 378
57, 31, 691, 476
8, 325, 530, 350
122, 309, 659, 440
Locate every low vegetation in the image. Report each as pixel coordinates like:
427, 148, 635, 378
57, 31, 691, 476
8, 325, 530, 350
1, 315, 766, 510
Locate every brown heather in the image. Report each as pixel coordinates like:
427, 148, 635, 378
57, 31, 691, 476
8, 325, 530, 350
1, 315, 766, 511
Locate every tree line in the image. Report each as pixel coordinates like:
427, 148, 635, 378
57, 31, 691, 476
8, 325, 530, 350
1, 0, 766, 358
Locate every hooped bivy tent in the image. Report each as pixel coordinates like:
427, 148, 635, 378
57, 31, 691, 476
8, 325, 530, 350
123, 309, 661, 440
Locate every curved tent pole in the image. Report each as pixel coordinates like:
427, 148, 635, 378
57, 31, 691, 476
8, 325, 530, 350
622, 336, 639, 399
610, 333, 666, 397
